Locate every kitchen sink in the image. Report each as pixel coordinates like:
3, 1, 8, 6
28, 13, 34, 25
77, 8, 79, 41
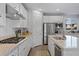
53, 37, 65, 40
0, 37, 25, 44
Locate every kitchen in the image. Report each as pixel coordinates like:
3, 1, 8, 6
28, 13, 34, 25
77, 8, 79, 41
0, 3, 79, 56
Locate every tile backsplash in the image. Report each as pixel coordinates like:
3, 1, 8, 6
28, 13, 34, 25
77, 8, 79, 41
0, 19, 15, 40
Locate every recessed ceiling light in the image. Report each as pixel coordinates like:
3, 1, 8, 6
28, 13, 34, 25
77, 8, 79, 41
56, 8, 60, 11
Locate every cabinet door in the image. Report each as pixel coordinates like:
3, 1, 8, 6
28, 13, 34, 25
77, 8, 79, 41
48, 39, 53, 55
9, 47, 18, 56
20, 4, 27, 19
23, 39, 31, 56
19, 39, 31, 56
0, 3, 6, 26
19, 4, 27, 27
8, 3, 19, 12
26, 38, 31, 55
19, 41, 26, 56
48, 39, 55, 56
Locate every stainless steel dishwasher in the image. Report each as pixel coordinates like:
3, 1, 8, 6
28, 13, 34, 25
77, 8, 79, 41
55, 44, 62, 56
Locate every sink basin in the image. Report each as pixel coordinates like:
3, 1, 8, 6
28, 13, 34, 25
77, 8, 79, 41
53, 37, 65, 40
0, 37, 25, 44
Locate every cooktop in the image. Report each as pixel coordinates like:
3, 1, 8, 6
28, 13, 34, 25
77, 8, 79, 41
0, 37, 25, 44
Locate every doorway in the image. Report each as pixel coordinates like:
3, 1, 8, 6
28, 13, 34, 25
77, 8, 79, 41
43, 23, 56, 45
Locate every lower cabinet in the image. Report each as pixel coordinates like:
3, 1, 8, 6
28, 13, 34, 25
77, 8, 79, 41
9, 47, 18, 56
18, 41, 26, 56
18, 38, 31, 56
25, 39, 31, 55
48, 38, 55, 56
8, 38, 31, 56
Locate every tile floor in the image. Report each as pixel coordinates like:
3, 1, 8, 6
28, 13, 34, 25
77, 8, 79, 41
29, 45, 50, 56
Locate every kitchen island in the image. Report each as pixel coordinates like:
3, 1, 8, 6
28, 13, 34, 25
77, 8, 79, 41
0, 33, 32, 56
48, 34, 79, 56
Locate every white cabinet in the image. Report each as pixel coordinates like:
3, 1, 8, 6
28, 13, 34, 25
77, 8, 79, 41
17, 4, 27, 27
8, 3, 28, 28
19, 38, 31, 56
9, 47, 18, 56
43, 16, 63, 23
9, 39, 31, 56
8, 37, 31, 56
25, 39, 30, 55
0, 3, 6, 26
8, 3, 19, 12
19, 40, 27, 56
48, 38, 55, 56
20, 4, 27, 20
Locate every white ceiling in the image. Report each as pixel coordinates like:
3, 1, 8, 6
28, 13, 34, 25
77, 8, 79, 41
23, 3, 79, 15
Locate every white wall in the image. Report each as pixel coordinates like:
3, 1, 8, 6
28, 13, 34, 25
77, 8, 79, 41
32, 10, 43, 47
43, 16, 63, 23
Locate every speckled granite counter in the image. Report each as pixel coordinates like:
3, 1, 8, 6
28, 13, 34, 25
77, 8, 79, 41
0, 33, 32, 56
48, 35, 79, 49
0, 44, 16, 56
48, 34, 79, 56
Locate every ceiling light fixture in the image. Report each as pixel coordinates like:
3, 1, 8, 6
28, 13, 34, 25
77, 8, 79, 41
56, 8, 60, 12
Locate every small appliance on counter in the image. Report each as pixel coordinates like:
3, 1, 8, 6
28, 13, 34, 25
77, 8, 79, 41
14, 27, 29, 38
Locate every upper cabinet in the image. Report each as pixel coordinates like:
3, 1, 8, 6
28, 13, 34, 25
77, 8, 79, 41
43, 16, 63, 23
7, 3, 19, 12
0, 3, 6, 26
6, 3, 28, 28
0, 3, 27, 27
20, 4, 28, 20
16, 4, 28, 27
6, 3, 25, 20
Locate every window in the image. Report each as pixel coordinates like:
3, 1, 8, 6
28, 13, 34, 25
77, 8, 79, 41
65, 35, 77, 48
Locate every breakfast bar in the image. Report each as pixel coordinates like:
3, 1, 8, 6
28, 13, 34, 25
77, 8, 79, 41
48, 34, 79, 56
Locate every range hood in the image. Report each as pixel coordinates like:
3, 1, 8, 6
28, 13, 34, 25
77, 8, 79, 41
6, 4, 25, 20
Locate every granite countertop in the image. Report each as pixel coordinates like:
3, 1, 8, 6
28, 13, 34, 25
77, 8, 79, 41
48, 34, 79, 49
48, 35, 65, 48
0, 44, 16, 56
0, 33, 32, 56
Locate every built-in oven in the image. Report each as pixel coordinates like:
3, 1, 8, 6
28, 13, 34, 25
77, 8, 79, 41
55, 44, 62, 56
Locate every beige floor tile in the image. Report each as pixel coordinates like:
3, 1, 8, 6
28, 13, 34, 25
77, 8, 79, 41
29, 45, 50, 56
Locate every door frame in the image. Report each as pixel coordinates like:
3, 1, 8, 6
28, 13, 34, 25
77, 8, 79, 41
43, 23, 57, 45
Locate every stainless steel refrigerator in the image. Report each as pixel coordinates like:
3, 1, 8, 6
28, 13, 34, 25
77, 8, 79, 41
43, 23, 56, 45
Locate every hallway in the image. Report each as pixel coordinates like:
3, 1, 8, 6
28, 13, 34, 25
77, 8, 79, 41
28, 45, 50, 56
